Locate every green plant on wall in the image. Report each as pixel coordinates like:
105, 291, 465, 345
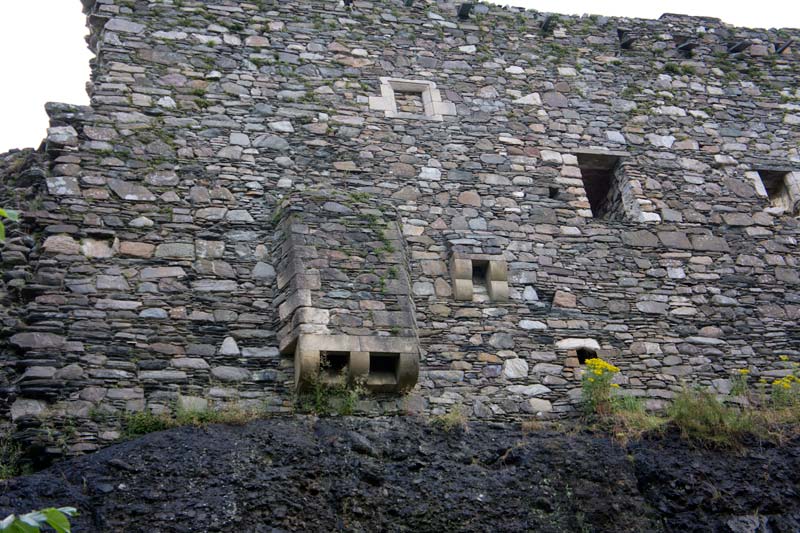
0, 208, 20, 242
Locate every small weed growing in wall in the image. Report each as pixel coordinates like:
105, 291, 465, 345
296, 356, 366, 417
0, 435, 24, 481
663, 62, 681, 75
296, 375, 365, 417
431, 406, 469, 432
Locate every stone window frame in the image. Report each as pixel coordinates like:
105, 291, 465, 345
451, 253, 509, 302
746, 168, 800, 216
569, 149, 661, 223
369, 77, 456, 122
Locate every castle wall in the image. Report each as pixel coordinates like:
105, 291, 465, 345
2, 0, 800, 454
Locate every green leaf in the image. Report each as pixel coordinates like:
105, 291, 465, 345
0, 222, 5, 243
43, 509, 71, 533
11, 519, 38, 533
56, 508, 77, 518
0, 209, 18, 221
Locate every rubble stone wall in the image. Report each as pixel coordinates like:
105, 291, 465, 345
1, 0, 800, 454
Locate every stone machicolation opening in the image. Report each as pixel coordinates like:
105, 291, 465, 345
368, 353, 401, 390
320, 351, 349, 383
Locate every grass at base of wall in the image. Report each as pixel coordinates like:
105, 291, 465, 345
600, 389, 800, 449
430, 406, 469, 432
122, 404, 265, 439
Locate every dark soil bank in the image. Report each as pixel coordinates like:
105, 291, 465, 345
1, 417, 799, 532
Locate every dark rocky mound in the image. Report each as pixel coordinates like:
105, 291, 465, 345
1, 417, 798, 532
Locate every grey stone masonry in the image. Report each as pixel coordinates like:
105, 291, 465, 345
0, 0, 799, 455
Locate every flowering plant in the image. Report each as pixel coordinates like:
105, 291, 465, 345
581, 357, 620, 414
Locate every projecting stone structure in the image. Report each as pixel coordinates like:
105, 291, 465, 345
1, 0, 800, 455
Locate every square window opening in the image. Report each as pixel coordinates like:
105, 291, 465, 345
757, 170, 792, 210
577, 347, 597, 365
395, 90, 426, 115
368, 353, 400, 386
577, 154, 621, 219
320, 351, 349, 382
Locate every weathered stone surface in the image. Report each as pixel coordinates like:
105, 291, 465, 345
155, 243, 195, 259
46, 177, 80, 196
3, 2, 800, 452
691, 235, 730, 252
10, 332, 66, 350
106, 18, 145, 33
43, 235, 80, 255
253, 135, 290, 151
211, 366, 251, 382
503, 359, 529, 379
108, 179, 157, 202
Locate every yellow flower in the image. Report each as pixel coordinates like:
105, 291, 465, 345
738, 369, 750, 375
584, 357, 620, 374
588, 377, 595, 383
610, 383, 620, 388
779, 355, 790, 361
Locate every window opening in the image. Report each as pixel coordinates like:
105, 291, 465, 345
757, 170, 792, 211
395, 90, 425, 115
577, 347, 597, 365
577, 153, 621, 219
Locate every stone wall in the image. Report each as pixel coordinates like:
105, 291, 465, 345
1, 0, 800, 454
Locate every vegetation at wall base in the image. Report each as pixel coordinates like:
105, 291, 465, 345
582, 357, 800, 448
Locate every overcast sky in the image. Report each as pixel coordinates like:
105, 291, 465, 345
0, 1, 798, 153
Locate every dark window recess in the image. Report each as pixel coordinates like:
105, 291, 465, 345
577, 153, 621, 219
577, 348, 597, 365
368, 353, 399, 386
471, 259, 489, 292
320, 351, 349, 381
395, 91, 425, 115
549, 186, 560, 199
757, 170, 790, 208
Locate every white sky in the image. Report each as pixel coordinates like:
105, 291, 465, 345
0, 1, 798, 153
